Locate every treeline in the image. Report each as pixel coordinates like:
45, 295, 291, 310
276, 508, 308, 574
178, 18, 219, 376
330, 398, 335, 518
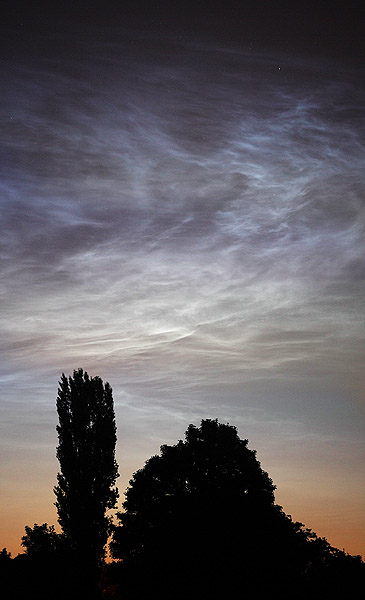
1, 370, 364, 599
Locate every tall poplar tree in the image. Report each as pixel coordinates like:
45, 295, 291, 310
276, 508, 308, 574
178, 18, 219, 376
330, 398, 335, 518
54, 369, 119, 575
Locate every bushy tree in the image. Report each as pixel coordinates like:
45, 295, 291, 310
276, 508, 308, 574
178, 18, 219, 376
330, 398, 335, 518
111, 419, 364, 599
0, 548, 11, 561
54, 368, 119, 590
300, 532, 365, 598
111, 419, 307, 598
21, 523, 66, 557
0, 548, 12, 598
2, 524, 71, 600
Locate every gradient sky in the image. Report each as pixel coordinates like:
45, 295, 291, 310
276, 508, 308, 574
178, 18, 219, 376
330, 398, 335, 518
1, 2, 364, 558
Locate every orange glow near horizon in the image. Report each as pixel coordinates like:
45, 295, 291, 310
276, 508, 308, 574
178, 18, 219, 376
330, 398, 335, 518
2, 469, 364, 560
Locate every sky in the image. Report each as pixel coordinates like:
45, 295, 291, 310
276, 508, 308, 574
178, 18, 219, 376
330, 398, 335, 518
1, 2, 364, 558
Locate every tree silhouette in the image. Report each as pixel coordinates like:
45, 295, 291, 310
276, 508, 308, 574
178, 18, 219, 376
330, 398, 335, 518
111, 420, 303, 597
110, 419, 365, 599
0, 548, 11, 561
0, 548, 12, 598
21, 523, 66, 557
54, 368, 119, 596
1, 524, 71, 600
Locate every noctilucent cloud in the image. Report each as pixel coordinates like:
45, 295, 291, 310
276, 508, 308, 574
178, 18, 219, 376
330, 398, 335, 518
1, 23, 364, 558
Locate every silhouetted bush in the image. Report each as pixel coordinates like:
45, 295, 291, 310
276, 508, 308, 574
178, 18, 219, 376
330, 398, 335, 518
1, 528, 72, 600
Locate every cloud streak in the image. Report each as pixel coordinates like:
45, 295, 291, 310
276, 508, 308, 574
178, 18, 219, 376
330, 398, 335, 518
2, 35, 364, 393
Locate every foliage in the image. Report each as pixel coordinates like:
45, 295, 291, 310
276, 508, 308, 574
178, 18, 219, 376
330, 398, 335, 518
54, 368, 119, 569
302, 532, 365, 598
111, 420, 300, 597
21, 523, 67, 557
111, 419, 365, 599
0, 547, 11, 561
0, 525, 71, 600
112, 418, 275, 554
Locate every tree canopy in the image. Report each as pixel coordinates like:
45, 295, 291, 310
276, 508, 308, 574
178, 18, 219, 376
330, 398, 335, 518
111, 420, 302, 597
111, 419, 365, 599
21, 523, 66, 558
54, 368, 119, 595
